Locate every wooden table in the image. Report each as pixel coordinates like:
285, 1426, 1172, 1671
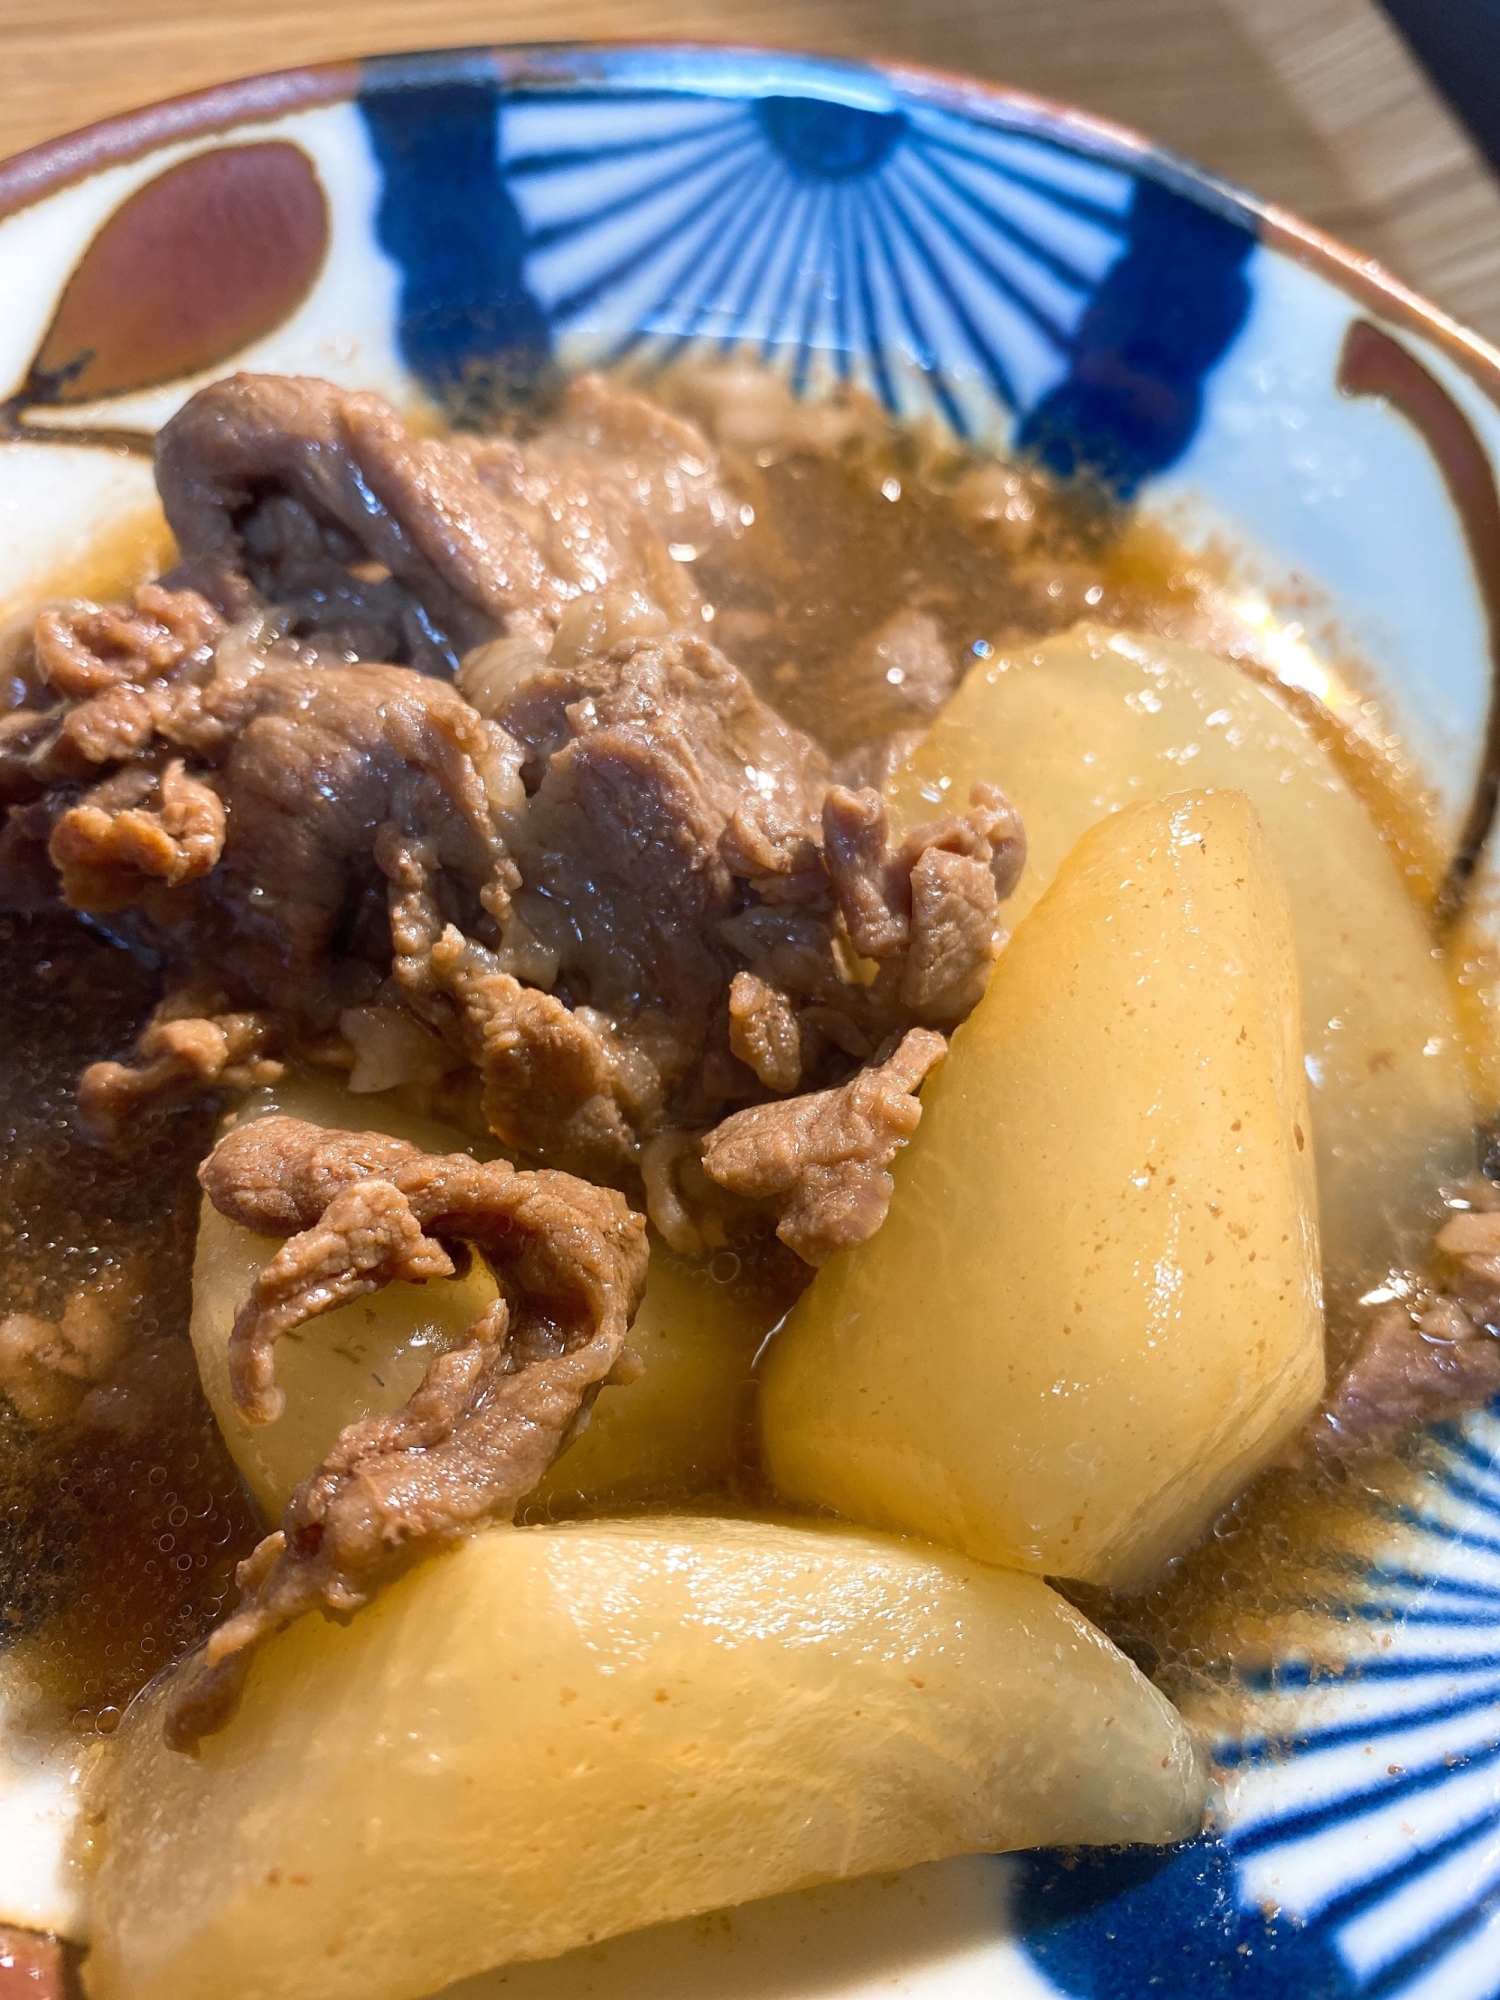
2, 0, 1500, 343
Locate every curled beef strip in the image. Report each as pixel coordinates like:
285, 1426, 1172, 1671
48, 758, 226, 909
822, 781, 1025, 1022
78, 998, 284, 1143
166, 1114, 649, 1751
157, 373, 564, 665
451, 629, 832, 1152
1298, 1182, 1500, 1461
0, 584, 225, 814
700, 1028, 947, 1264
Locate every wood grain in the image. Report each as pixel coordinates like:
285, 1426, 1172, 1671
0, 0, 1497, 342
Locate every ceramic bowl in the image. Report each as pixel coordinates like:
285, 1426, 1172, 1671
2, 42, 1499, 2000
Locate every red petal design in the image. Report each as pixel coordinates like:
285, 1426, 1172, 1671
27, 142, 329, 406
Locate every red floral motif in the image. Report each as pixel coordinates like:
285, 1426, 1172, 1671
17, 141, 328, 416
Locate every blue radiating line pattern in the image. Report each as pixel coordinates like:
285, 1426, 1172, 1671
497, 87, 1137, 448
357, 54, 1254, 490
1014, 1405, 1500, 2000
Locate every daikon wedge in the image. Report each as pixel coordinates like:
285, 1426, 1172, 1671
761, 789, 1324, 1588
191, 1079, 772, 1518
888, 624, 1474, 1314
81, 1517, 1205, 2000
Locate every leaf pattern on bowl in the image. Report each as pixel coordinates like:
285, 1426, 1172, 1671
16, 140, 328, 415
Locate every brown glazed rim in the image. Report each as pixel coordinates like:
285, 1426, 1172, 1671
3, 36, 1500, 397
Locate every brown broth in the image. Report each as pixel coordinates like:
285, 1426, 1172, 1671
691, 431, 1210, 756
0, 913, 261, 1734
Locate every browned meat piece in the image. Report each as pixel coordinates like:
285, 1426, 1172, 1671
728, 970, 801, 1093
0, 1926, 74, 1998
467, 371, 737, 626
459, 628, 1021, 1176
44, 614, 1020, 1218
402, 918, 648, 1179
199, 658, 514, 984
77, 1001, 283, 1142
524, 369, 738, 547
700, 1028, 947, 1263
0, 1258, 188, 1444
0, 1265, 138, 1426
32, 583, 223, 700
0, 585, 224, 809
718, 790, 827, 902
6, 375, 1026, 1271
48, 758, 225, 908
156, 373, 563, 667
166, 1114, 649, 1750
830, 607, 957, 750
822, 780, 1026, 1021
1299, 1193, 1500, 1461
198, 1112, 420, 1238
41, 645, 518, 1108
1302, 1299, 1500, 1461
154, 371, 738, 672
474, 631, 830, 1111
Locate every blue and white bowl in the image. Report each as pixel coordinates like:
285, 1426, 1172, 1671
2, 41, 1499, 2000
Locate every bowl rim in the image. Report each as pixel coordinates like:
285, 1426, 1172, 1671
3, 36, 1500, 413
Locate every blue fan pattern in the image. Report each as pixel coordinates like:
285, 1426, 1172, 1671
1014, 1405, 1500, 1999
498, 87, 1135, 440
359, 52, 1255, 493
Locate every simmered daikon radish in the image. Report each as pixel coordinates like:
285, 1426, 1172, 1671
888, 625, 1474, 1315
81, 1517, 1205, 2000
761, 789, 1324, 1588
191, 1079, 773, 1518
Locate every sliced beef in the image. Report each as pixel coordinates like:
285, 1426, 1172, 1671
699, 1027, 947, 1264
463, 628, 831, 1127
447, 627, 1019, 1197
1303, 1300, 1500, 1461
9, 616, 522, 1127
1299, 1188, 1500, 1461
466, 369, 738, 621
825, 606, 958, 753
166, 1114, 649, 1750
77, 1001, 283, 1143
822, 781, 1026, 1022
154, 371, 739, 673
0, 585, 225, 810
4, 374, 1025, 1270
156, 373, 560, 668
0, 1265, 137, 1426
32, 584, 225, 703
728, 970, 802, 1093
48, 758, 226, 909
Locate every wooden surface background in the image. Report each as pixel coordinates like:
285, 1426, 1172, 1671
2, 0, 1500, 344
